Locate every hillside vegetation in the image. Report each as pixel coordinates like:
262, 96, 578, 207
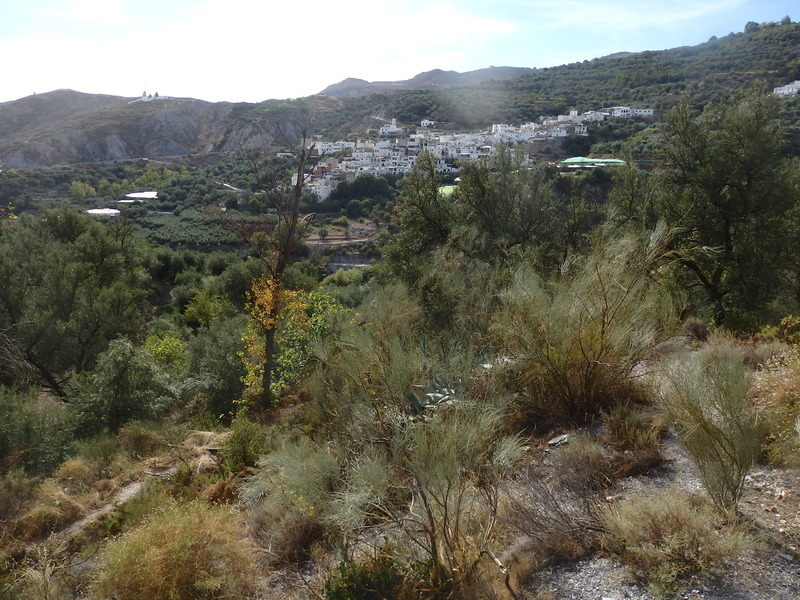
1, 18, 800, 600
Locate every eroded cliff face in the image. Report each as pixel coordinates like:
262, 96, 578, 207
0, 90, 289, 168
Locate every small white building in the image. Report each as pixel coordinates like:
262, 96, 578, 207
125, 191, 158, 200
774, 80, 800, 95
379, 119, 402, 134
87, 208, 121, 217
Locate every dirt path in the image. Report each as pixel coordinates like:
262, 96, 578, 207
56, 464, 178, 543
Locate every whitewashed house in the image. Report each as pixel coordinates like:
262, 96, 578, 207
774, 81, 800, 95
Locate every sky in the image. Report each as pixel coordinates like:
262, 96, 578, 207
1, 0, 797, 104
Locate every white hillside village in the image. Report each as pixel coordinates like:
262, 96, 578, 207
300, 106, 654, 201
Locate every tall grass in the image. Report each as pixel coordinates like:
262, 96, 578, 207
493, 223, 677, 426
92, 500, 255, 600
658, 339, 764, 515
603, 492, 748, 597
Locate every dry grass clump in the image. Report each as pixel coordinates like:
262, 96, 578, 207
248, 503, 326, 566
603, 492, 749, 598
0, 469, 39, 523
6, 537, 79, 600
13, 481, 86, 541
752, 348, 800, 465
600, 402, 666, 478
116, 421, 165, 459
501, 435, 610, 565
92, 500, 256, 600
54, 458, 97, 493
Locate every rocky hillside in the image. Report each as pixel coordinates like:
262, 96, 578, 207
0, 90, 259, 169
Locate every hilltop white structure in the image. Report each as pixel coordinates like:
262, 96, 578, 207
774, 80, 800, 96
128, 91, 171, 104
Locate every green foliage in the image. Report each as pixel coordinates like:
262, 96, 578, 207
324, 555, 416, 600
183, 288, 229, 328
273, 290, 343, 390
222, 414, 268, 473
69, 180, 96, 202
657, 89, 800, 325
144, 329, 186, 370
493, 224, 677, 426
0, 386, 72, 475
102, 481, 171, 537
74, 433, 123, 479
320, 267, 374, 308
379, 153, 454, 285
184, 315, 247, 418
453, 148, 563, 266
0, 206, 147, 391
603, 492, 748, 597
68, 339, 176, 437
390, 403, 526, 589
659, 339, 764, 514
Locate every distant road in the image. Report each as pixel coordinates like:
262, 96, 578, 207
310, 238, 371, 246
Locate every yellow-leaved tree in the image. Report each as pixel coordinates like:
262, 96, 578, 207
241, 275, 341, 404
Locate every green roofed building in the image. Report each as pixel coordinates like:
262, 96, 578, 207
439, 185, 458, 197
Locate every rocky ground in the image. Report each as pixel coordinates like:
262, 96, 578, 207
525, 436, 800, 600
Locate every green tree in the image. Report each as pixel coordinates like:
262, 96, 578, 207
658, 89, 799, 325
68, 338, 176, 436
69, 180, 97, 202
233, 120, 322, 409
379, 153, 454, 284
454, 148, 561, 266
0, 206, 147, 393
184, 288, 229, 328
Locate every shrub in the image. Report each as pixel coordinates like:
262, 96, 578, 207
754, 349, 800, 465
502, 435, 609, 563
92, 501, 255, 600
324, 555, 418, 600
248, 503, 325, 566
493, 224, 676, 426
603, 492, 748, 597
659, 340, 764, 515
222, 414, 268, 474
75, 434, 122, 480
67, 339, 176, 437
0, 386, 73, 475
0, 469, 38, 522
116, 421, 165, 459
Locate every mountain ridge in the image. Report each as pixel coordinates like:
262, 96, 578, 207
1, 21, 799, 169
318, 66, 535, 97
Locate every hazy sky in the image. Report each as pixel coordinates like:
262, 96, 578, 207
1, 0, 796, 104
